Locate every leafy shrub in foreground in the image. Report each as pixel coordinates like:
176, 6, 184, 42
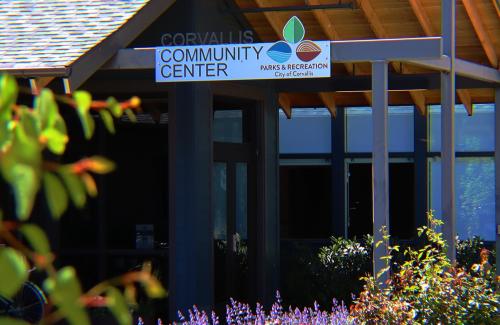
350, 213, 499, 324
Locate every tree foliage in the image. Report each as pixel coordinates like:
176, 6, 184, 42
0, 74, 166, 325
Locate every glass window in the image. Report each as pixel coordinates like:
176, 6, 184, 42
213, 110, 243, 143
279, 108, 332, 154
345, 106, 414, 152
428, 157, 495, 241
428, 104, 494, 152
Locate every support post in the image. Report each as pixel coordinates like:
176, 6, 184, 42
332, 107, 346, 237
496, 88, 500, 276
257, 85, 280, 306
441, 0, 457, 262
372, 61, 390, 282
168, 83, 213, 316
414, 106, 428, 233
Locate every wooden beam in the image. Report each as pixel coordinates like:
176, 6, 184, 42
409, 0, 438, 36
462, 0, 499, 68
410, 91, 427, 115
493, 0, 500, 17
457, 89, 473, 115
28, 77, 54, 95
307, 0, 372, 106
318, 92, 337, 118
355, 0, 427, 112
408, 0, 472, 114
279, 93, 292, 119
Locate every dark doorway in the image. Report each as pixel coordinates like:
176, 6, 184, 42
280, 165, 332, 239
347, 162, 415, 239
212, 100, 257, 311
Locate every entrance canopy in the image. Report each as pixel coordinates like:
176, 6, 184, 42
230, 0, 500, 116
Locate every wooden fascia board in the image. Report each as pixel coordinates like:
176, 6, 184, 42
462, 0, 499, 68
66, 0, 176, 92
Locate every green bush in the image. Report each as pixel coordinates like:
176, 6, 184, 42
313, 236, 372, 305
457, 236, 496, 270
350, 213, 499, 324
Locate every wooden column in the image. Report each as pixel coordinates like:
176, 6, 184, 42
257, 85, 280, 306
168, 83, 214, 316
372, 61, 390, 282
441, 0, 457, 261
496, 88, 500, 276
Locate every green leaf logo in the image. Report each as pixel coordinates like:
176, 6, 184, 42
283, 16, 305, 44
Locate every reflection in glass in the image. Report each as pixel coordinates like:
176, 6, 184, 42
428, 157, 495, 240
345, 106, 414, 153
235, 163, 248, 240
428, 104, 494, 152
213, 110, 243, 143
279, 108, 332, 154
213, 163, 227, 240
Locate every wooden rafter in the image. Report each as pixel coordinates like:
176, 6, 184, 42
462, 0, 499, 68
408, 0, 474, 115
279, 93, 292, 119
355, 0, 427, 114
493, 0, 500, 18
318, 92, 337, 118
307, 0, 372, 106
409, 0, 438, 36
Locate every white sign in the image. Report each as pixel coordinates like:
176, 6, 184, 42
155, 41, 331, 82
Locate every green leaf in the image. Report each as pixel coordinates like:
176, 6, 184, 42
106, 97, 122, 118
99, 109, 115, 134
81, 172, 97, 197
35, 89, 58, 129
44, 267, 90, 325
0, 317, 29, 325
74, 91, 94, 139
86, 156, 115, 174
19, 107, 39, 139
106, 287, 132, 325
0, 247, 28, 298
19, 224, 51, 255
0, 74, 18, 120
41, 127, 69, 155
43, 172, 69, 218
10, 164, 38, 220
59, 170, 86, 209
124, 109, 136, 123
283, 16, 305, 44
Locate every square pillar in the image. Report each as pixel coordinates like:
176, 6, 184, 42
441, 0, 457, 262
168, 83, 214, 317
372, 60, 389, 282
496, 88, 500, 276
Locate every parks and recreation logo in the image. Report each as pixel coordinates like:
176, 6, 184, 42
155, 16, 330, 82
267, 16, 323, 63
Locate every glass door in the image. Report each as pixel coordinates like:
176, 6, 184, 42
213, 102, 256, 309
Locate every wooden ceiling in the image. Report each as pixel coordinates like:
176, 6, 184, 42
233, 0, 500, 115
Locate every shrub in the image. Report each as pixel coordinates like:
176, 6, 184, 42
313, 236, 372, 304
350, 213, 499, 324
457, 236, 496, 270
